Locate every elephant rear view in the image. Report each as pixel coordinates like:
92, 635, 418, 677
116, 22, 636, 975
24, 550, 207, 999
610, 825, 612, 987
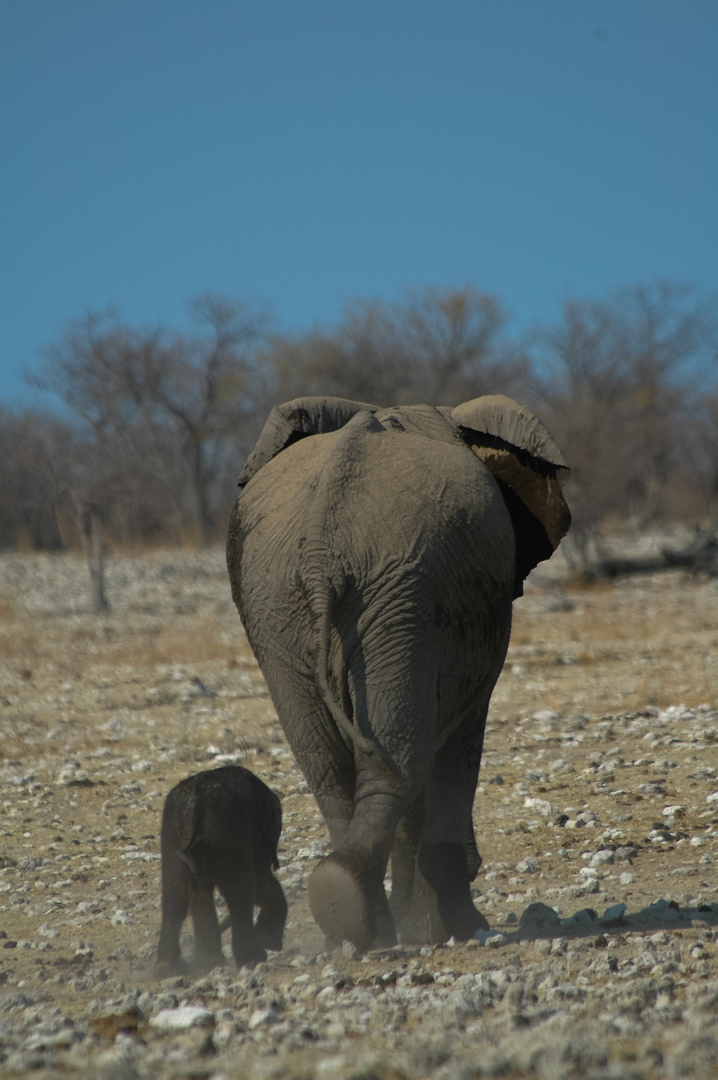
227, 395, 569, 950
155, 765, 286, 976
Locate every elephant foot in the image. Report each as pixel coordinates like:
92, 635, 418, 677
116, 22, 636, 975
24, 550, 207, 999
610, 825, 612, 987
153, 955, 188, 979
418, 841, 490, 941
373, 911, 398, 948
233, 946, 267, 969
255, 922, 284, 953
191, 950, 226, 975
308, 854, 376, 952
451, 904, 489, 939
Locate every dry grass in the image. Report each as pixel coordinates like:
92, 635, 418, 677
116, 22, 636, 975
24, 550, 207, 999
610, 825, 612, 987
0, 614, 255, 675
504, 573, 718, 712
98, 617, 253, 668
1, 557, 716, 723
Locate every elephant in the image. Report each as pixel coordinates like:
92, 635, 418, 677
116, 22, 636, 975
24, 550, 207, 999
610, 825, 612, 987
226, 394, 570, 951
154, 765, 287, 976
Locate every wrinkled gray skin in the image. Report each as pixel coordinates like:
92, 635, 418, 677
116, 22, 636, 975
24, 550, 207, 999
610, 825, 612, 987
155, 765, 287, 976
227, 396, 570, 951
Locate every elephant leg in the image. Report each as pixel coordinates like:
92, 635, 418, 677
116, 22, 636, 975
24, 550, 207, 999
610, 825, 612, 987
417, 719, 489, 941
390, 799, 454, 946
155, 858, 191, 977
257, 650, 357, 841
308, 632, 440, 952
215, 865, 266, 968
189, 885, 225, 972
254, 870, 288, 953
390, 791, 483, 946
308, 752, 410, 951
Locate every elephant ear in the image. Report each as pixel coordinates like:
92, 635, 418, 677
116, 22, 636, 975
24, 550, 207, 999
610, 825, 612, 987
451, 395, 570, 593
238, 396, 380, 487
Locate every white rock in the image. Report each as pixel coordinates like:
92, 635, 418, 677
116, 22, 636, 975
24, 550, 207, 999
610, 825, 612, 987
533, 710, 558, 727
341, 940, 359, 960
523, 797, 554, 816
150, 1007, 214, 1030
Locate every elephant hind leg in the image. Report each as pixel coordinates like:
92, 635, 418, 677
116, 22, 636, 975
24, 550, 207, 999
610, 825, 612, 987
415, 706, 493, 942
418, 841, 489, 940
254, 871, 288, 953
215, 866, 266, 968
155, 859, 192, 978
189, 885, 225, 972
309, 758, 408, 951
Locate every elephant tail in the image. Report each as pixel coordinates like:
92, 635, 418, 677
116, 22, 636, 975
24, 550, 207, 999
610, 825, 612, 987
312, 569, 401, 782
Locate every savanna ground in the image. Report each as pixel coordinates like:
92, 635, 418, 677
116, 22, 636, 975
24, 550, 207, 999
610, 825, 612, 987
0, 531, 717, 1079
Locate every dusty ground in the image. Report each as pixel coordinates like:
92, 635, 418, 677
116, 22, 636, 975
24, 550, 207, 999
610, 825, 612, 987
0, 531, 717, 1079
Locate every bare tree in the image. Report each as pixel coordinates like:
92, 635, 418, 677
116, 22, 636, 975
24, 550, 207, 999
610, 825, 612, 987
535, 282, 717, 548
401, 286, 524, 402
267, 286, 529, 408
32, 296, 271, 546
683, 385, 718, 526
0, 410, 67, 550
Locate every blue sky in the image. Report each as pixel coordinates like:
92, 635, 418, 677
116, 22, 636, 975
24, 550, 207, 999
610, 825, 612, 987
1, 0, 716, 409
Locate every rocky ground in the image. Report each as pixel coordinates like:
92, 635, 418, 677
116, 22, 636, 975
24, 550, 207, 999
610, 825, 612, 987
0, 530, 717, 1080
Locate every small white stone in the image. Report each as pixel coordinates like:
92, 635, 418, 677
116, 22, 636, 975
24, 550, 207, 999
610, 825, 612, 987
150, 1007, 214, 1030
533, 710, 558, 727
523, 797, 554, 816
341, 939, 359, 961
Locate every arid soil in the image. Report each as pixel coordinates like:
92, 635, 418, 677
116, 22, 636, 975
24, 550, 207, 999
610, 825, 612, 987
0, 533, 717, 1079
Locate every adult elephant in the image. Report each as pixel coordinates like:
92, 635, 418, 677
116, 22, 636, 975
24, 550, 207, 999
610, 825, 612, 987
227, 395, 570, 950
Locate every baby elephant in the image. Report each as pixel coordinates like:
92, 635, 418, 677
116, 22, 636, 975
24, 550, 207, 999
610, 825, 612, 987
155, 765, 287, 977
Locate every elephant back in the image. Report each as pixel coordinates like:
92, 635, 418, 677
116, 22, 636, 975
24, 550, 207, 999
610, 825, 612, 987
238, 396, 380, 488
